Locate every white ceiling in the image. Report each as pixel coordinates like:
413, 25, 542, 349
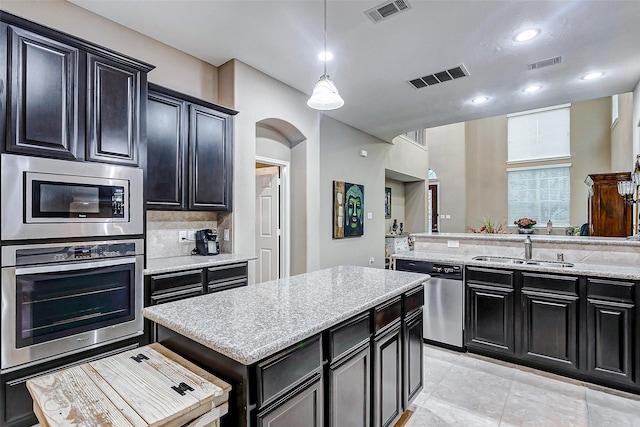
70, 0, 640, 142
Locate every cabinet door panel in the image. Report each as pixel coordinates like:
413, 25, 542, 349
329, 344, 370, 427
7, 26, 79, 159
373, 325, 402, 427
146, 92, 186, 208
587, 299, 634, 384
86, 53, 139, 165
521, 290, 579, 371
466, 283, 515, 355
258, 375, 323, 427
189, 104, 231, 210
404, 309, 423, 406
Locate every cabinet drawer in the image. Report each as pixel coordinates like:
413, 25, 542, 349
149, 269, 204, 293
587, 278, 635, 303
522, 272, 578, 295
150, 286, 203, 305
207, 277, 247, 293
404, 285, 424, 315
329, 313, 370, 362
257, 335, 322, 408
466, 267, 513, 288
207, 263, 248, 285
395, 259, 430, 273
374, 296, 402, 333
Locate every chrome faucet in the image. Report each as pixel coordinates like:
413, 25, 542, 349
524, 236, 532, 260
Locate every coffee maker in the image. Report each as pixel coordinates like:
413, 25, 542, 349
193, 229, 219, 256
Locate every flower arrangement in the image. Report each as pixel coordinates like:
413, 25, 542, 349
514, 217, 537, 229
468, 217, 508, 234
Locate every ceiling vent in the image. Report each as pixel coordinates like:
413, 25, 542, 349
365, 0, 412, 23
408, 65, 469, 89
528, 56, 563, 70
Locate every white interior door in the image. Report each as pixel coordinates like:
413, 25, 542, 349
255, 166, 280, 283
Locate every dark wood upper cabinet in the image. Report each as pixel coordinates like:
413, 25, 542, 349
146, 84, 236, 211
86, 53, 143, 166
1, 11, 154, 165
585, 172, 632, 237
146, 92, 186, 208
5, 25, 80, 159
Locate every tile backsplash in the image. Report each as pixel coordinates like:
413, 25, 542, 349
146, 211, 218, 259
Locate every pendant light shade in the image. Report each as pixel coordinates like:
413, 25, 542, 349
308, 0, 344, 110
307, 75, 344, 110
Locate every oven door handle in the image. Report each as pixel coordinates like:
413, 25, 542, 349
15, 257, 136, 275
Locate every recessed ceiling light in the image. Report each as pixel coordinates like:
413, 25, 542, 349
318, 51, 333, 61
582, 71, 604, 80
514, 29, 540, 42
523, 85, 542, 93
472, 96, 489, 104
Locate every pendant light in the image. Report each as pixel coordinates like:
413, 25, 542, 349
307, 0, 344, 110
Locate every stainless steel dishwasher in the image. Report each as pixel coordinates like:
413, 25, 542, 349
396, 259, 464, 350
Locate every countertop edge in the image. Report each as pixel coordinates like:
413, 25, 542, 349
409, 232, 640, 247
144, 254, 257, 275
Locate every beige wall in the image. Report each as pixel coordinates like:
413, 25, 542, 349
429, 97, 620, 232
3, 1, 218, 102
426, 123, 466, 232
384, 179, 405, 234
611, 93, 634, 172
465, 115, 508, 229
319, 118, 428, 269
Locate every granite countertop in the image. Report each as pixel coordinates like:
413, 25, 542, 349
392, 250, 640, 280
409, 232, 640, 247
143, 265, 428, 365
145, 254, 257, 275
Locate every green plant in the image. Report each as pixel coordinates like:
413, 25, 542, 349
468, 216, 508, 234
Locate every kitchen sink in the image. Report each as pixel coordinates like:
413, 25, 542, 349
472, 256, 573, 268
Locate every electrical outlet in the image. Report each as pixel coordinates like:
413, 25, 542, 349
369, 257, 374, 265
224, 229, 230, 241
178, 230, 187, 242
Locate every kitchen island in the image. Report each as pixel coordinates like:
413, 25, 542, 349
143, 265, 428, 427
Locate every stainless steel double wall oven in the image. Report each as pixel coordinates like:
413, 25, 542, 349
0, 154, 144, 371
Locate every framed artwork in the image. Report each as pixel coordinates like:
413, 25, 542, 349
333, 180, 364, 238
385, 187, 392, 218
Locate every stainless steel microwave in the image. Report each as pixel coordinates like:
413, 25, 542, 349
1, 154, 143, 240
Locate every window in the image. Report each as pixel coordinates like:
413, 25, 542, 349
507, 104, 570, 163
401, 129, 426, 146
508, 166, 570, 226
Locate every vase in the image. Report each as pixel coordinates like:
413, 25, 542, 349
518, 228, 534, 234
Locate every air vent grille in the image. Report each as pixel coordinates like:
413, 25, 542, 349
408, 65, 469, 89
528, 56, 562, 70
365, 0, 412, 23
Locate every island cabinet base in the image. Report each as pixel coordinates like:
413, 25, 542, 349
156, 284, 424, 427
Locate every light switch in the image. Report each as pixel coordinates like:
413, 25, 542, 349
445, 214, 451, 219
447, 240, 460, 248
367, 212, 373, 220
440, 214, 445, 219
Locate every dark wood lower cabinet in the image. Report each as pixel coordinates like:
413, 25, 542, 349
520, 271, 580, 373
373, 324, 402, 427
257, 374, 323, 427
403, 308, 424, 407
467, 282, 515, 355
465, 267, 640, 394
328, 344, 371, 427
586, 277, 636, 385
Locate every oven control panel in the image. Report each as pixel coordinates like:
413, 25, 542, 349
15, 242, 137, 265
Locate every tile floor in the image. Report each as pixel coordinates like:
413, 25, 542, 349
404, 345, 640, 427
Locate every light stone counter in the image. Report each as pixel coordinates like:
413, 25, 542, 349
142, 265, 428, 365
404, 233, 640, 279
144, 254, 257, 275
393, 250, 640, 280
